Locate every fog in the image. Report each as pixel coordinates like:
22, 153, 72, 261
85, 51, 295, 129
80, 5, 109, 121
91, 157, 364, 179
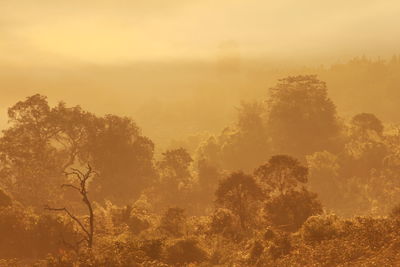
2, 1, 400, 265
2, 1, 400, 146
1, 0, 400, 63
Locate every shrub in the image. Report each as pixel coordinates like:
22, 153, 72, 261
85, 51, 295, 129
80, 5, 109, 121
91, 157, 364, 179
209, 208, 241, 239
263, 227, 275, 241
140, 238, 164, 260
300, 215, 339, 242
249, 240, 264, 263
268, 233, 292, 259
0, 188, 12, 208
165, 238, 207, 265
0, 205, 79, 259
390, 203, 400, 219
265, 188, 322, 232
159, 207, 186, 237
110, 204, 151, 235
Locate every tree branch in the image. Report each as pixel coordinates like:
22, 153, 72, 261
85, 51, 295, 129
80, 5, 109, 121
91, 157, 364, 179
44, 205, 90, 238
70, 168, 85, 178
61, 183, 81, 192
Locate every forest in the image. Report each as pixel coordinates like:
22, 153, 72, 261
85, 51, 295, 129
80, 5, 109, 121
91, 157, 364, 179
1, 72, 400, 266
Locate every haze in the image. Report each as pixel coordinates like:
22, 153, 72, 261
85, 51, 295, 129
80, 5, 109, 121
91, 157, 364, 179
1, 0, 400, 63
1, 0, 400, 149
3, 2, 400, 265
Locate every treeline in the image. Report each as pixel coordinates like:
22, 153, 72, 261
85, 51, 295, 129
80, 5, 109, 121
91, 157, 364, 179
3, 55, 400, 149
1, 75, 400, 266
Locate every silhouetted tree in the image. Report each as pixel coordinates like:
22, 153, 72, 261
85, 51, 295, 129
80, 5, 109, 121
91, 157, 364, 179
215, 101, 271, 171
307, 151, 342, 211
194, 158, 221, 211
155, 148, 193, 209
265, 188, 322, 232
45, 164, 96, 249
215, 172, 263, 230
0, 95, 156, 207
351, 113, 384, 137
0, 95, 66, 207
343, 113, 387, 179
255, 155, 322, 231
255, 155, 308, 195
267, 75, 342, 158
87, 115, 156, 204
158, 148, 193, 186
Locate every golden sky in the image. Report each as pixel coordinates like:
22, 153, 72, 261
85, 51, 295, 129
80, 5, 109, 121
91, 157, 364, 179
1, 0, 400, 65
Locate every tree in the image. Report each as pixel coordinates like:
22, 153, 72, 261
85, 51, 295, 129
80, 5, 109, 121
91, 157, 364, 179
209, 208, 239, 239
193, 158, 222, 212
165, 238, 207, 265
264, 188, 322, 232
267, 75, 342, 158
87, 115, 156, 204
155, 148, 193, 209
255, 155, 323, 231
255, 155, 308, 195
0, 95, 156, 207
307, 151, 342, 211
196, 136, 221, 168
215, 172, 263, 230
203, 101, 271, 172
351, 113, 384, 137
159, 207, 186, 237
0, 95, 66, 207
45, 164, 96, 249
343, 113, 387, 179
158, 148, 193, 184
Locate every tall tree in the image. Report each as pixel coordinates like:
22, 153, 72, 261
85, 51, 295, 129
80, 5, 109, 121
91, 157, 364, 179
0, 95, 65, 207
154, 148, 193, 210
351, 113, 384, 137
0, 95, 156, 208
256, 155, 322, 231
219, 101, 271, 171
87, 115, 156, 204
215, 172, 263, 230
264, 188, 322, 232
343, 113, 387, 179
45, 164, 96, 249
255, 155, 308, 195
267, 75, 342, 158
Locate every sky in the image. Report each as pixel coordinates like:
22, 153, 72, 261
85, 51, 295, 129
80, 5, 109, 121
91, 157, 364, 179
1, 0, 400, 65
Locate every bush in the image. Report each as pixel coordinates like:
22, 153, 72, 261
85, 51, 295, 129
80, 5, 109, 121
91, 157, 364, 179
0, 188, 12, 208
159, 207, 186, 237
0, 206, 35, 258
249, 240, 264, 263
209, 208, 241, 239
110, 204, 151, 235
165, 238, 207, 265
0, 205, 78, 259
265, 188, 322, 232
390, 203, 400, 219
300, 215, 339, 242
140, 238, 164, 260
268, 233, 292, 259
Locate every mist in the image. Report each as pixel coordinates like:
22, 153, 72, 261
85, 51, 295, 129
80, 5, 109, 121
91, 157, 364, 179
1, 1, 400, 266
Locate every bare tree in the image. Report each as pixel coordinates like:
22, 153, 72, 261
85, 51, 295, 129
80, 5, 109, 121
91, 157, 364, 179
45, 164, 96, 248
